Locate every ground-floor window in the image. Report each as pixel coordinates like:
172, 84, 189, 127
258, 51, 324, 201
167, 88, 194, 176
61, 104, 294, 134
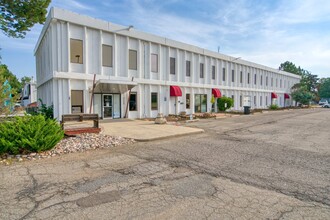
71, 90, 84, 113
266, 97, 268, 106
260, 96, 263, 106
231, 95, 234, 107
254, 96, 256, 107
195, 94, 207, 113
151, 93, 158, 110
240, 95, 242, 107
129, 92, 137, 111
186, 94, 190, 109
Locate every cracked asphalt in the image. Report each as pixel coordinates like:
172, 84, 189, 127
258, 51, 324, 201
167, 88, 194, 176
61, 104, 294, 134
1, 108, 330, 219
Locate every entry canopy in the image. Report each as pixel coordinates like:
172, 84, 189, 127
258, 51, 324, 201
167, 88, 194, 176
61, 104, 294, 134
212, 88, 221, 98
284, 93, 290, 99
170, 85, 182, 97
93, 79, 137, 93
271, 92, 278, 99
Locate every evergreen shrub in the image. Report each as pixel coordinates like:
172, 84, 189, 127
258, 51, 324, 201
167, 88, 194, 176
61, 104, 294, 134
0, 115, 64, 154
217, 97, 234, 111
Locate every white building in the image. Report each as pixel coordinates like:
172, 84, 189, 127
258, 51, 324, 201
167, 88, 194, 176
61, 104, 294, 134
21, 78, 37, 107
35, 7, 300, 120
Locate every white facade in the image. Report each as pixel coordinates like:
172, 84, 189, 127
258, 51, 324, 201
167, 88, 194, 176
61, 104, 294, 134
21, 80, 37, 107
35, 7, 301, 120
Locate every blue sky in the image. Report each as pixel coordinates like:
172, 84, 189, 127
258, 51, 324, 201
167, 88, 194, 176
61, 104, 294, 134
1, 0, 330, 80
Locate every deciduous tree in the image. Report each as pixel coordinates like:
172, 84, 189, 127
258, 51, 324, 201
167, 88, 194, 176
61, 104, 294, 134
318, 78, 330, 98
0, 0, 51, 38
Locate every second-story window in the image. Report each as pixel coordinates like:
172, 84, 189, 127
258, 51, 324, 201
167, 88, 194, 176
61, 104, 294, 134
70, 39, 83, 64
200, 63, 204, 78
212, 65, 215, 80
280, 79, 282, 88
129, 49, 137, 70
232, 70, 235, 82
254, 74, 257, 85
240, 71, 243, 83
102, 44, 113, 67
271, 77, 274, 86
247, 73, 250, 84
222, 68, 226, 81
151, 54, 158, 72
186, 60, 191, 76
266, 76, 268, 86
260, 75, 263, 85
170, 57, 176, 75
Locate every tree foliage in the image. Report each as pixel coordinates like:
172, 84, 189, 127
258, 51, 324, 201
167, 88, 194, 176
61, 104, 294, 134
0, 75, 13, 115
0, 0, 51, 38
280, 61, 319, 102
0, 64, 20, 92
318, 78, 330, 98
291, 86, 314, 105
217, 97, 233, 111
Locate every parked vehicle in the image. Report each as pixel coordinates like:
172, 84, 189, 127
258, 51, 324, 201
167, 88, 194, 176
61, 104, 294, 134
322, 103, 330, 108
319, 98, 329, 105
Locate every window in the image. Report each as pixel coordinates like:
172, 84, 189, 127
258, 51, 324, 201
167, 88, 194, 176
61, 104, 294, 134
260, 96, 262, 106
170, 57, 175, 75
151, 54, 158, 72
240, 95, 242, 107
266, 76, 268, 86
200, 63, 204, 78
129, 93, 137, 111
186, 94, 190, 109
276, 78, 278, 87
151, 93, 158, 110
254, 96, 256, 106
247, 73, 250, 84
271, 78, 273, 86
186, 61, 191, 76
232, 95, 234, 107
280, 79, 282, 88
266, 97, 268, 106
129, 49, 137, 70
232, 70, 235, 82
222, 68, 226, 81
71, 90, 84, 113
102, 44, 113, 67
240, 71, 243, 83
70, 39, 83, 64
212, 65, 215, 80
254, 74, 257, 85
260, 75, 263, 85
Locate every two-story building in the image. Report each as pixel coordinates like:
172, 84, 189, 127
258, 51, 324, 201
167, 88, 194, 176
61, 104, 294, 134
35, 7, 301, 120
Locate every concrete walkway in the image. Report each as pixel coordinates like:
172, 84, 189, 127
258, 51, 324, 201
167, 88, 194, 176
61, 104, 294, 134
100, 120, 204, 141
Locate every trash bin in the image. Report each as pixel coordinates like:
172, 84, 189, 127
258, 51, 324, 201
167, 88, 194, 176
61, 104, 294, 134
244, 106, 251, 115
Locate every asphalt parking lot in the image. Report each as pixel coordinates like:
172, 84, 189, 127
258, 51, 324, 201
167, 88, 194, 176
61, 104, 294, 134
1, 108, 330, 219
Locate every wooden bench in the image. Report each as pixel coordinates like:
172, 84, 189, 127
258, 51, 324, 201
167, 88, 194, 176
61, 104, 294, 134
61, 114, 100, 136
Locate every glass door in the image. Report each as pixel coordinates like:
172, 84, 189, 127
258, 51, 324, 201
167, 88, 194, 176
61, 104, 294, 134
103, 94, 113, 118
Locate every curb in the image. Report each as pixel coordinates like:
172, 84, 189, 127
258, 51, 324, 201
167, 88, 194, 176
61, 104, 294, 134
134, 129, 205, 142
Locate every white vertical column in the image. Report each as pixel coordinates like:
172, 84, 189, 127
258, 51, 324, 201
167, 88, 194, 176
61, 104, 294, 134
100, 30, 103, 75
113, 33, 117, 78
83, 27, 87, 74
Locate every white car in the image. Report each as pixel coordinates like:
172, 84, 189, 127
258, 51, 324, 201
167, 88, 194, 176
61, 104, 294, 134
319, 99, 329, 105
322, 103, 330, 108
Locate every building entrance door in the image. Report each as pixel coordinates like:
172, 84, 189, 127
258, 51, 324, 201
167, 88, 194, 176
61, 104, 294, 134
103, 94, 113, 118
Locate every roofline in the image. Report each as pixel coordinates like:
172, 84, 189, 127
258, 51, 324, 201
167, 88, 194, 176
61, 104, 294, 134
34, 7, 301, 79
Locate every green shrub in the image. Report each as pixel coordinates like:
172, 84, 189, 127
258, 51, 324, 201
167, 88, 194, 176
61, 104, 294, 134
269, 104, 279, 110
217, 97, 234, 111
0, 115, 64, 154
38, 99, 54, 119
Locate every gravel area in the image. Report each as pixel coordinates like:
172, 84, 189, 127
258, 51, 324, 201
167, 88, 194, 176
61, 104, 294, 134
0, 133, 135, 165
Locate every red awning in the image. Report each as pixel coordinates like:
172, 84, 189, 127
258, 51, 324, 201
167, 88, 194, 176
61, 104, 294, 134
271, 92, 278, 99
284, 93, 290, 99
170, 86, 182, 97
212, 88, 222, 98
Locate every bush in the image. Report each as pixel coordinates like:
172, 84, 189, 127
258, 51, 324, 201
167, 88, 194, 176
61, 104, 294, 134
0, 115, 64, 155
217, 97, 234, 111
269, 104, 279, 110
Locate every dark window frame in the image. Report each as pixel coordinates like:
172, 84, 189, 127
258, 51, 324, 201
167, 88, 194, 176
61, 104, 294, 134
102, 44, 113, 67
151, 53, 158, 73
200, 63, 204, 78
212, 65, 216, 80
170, 57, 176, 75
186, 60, 191, 77
129, 49, 137, 70
70, 38, 83, 64
129, 92, 137, 111
151, 92, 158, 110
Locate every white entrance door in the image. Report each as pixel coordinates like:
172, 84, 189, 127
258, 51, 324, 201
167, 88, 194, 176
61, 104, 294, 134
103, 94, 113, 118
